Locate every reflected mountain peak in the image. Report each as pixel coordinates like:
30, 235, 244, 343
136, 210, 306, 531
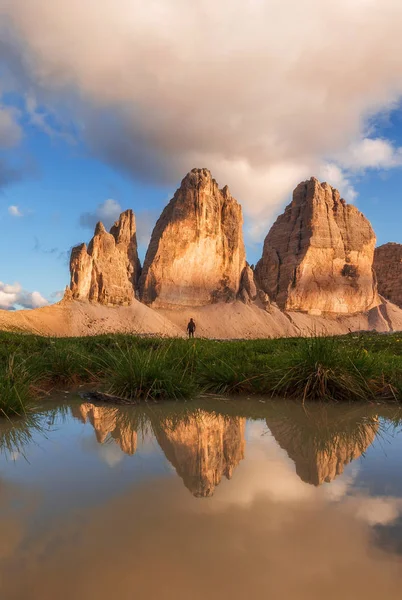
266, 408, 379, 486
71, 403, 246, 497
153, 410, 246, 497
71, 403, 137, 455
69, 400, 385, 492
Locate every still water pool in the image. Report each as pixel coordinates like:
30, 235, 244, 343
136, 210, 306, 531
1, 396, 402, 599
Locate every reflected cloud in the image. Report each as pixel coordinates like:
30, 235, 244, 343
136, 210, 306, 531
2, 473, 402, 600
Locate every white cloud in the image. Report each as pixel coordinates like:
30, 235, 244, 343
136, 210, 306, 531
3, 1, 402, 229
318, 163, 358, 203
50, 290, 64, 300
0, 281, 48, 310
79, 199, 122, 231
338, 137, 402, 171
8, 205, 23, 217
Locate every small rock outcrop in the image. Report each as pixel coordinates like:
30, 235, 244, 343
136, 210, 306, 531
153, 411, 246, 497
238, 264, 258, 304
255, 178, 379, 314
69, 210, 141, 306
374, 243, 402, 308
139, 168, 246, 307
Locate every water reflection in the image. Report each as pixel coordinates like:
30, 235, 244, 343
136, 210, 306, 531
71, 403, 138, 455
69, 400, 385, 492
1, 399, 402, 599
71, 403, 246, 496
152, 411, 245, 497
265, 404, 379, 485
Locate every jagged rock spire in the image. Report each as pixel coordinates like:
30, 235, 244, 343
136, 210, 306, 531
255, 177, 379, 314
69, 209, 141, 306
139, 168, 246, 307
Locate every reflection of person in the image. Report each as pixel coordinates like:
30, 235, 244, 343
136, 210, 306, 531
187, 318, 196, 338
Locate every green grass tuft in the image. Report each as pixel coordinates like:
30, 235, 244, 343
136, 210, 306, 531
0, 354, 36, 417
271, 336, 374, 402
100, 343, 199, 401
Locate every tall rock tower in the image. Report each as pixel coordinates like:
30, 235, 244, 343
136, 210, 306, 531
255, 177, 379, 314
69, 210, 141, 306
139, 168, 246, 307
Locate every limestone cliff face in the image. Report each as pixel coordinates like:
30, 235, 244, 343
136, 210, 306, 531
72, 403, 137, 455
139, 168, 246, 307
69, 210, 141, 306
153, 411, 246, 497
255, 178, 379, 314
266, 412, 378, 485
374, 243, 402, 308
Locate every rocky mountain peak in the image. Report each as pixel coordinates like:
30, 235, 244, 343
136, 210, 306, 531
69, 210, 141, 306
139, 168, 246, 307
110, 209, 137, 245
255, 177, 379, 314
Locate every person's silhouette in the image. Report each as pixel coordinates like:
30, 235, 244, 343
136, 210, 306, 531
187, 318, 196, 338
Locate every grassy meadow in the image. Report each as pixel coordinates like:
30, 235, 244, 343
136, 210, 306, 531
1, 330, 402, 417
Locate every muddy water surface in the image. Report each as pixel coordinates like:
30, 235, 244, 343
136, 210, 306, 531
1, 397, 402, 599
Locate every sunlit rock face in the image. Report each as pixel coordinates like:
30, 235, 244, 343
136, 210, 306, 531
266, 412, 378, 485
139, 168, 246, 307
374, 243, 402, 308
69, 210, 141, 306
255, 178, 379, 315
153, 411, 246, 497
72, 403, 137, 455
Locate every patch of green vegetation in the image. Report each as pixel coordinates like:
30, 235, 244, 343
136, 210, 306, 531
0, 354, 37, 417
101, 342, 198, 401
270, 336, 374, 402
1, 330, 402, 415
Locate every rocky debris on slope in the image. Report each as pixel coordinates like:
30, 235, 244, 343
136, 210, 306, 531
139, 168, 246, 307
374, 243, 402, 308
152, 411, 246, 497
69, 210, 141, 306
255, 177, 379, 315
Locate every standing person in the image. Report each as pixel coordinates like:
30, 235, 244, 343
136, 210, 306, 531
187, 318, 196, 339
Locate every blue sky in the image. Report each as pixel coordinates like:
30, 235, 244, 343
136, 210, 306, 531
0, 124, 174, 300
2, 0, 402, 309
